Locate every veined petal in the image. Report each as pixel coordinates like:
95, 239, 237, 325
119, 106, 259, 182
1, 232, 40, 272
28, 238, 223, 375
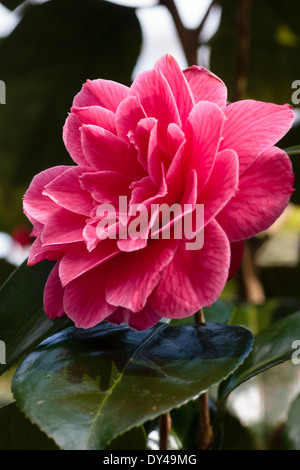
199, 148, 239, 226
80, 124, 128, 173
106, 238, 178, 312
134, 117, 157, 170
154, 54, 194, 125
216, 146, 294, 241
220, 100, 294, 174
184, 101, 226, 192
23, 166, 71, 224
27, 236, 70, 266
43, 166, 94, 216
73, 79, 129, 111
63, 263, 117, 328
43, 262, 65, 320
130, 67, 181, 153
183, 65, 227, 109
149, 220, 230, 318
80, 170, 130, 204
107, 304, 162, 331
63, 114, 89, 167
115, 95, 146, 141
59, 239, 119, 287
41, 207, 85, 246
71, 105, 116, 134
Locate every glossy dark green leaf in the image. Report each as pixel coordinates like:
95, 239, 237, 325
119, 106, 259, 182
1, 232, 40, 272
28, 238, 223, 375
12, 321, 253, 450
0, 0, 141, 233
0, 402, 59, 450
0, 259, 72, 376
283, 393, 300, 449
105, 426, 147, 451
218, 311, 300, 403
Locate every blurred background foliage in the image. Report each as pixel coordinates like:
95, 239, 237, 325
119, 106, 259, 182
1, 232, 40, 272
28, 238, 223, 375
0, 0, 300, 450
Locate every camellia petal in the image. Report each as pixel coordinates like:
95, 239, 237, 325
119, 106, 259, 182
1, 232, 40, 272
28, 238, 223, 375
184, 101, 226, 192
154, 54, 195, 125
80, 124, 129, 173
183, 65, 227, 109
148, 221, 230, 318
220, 100, 294, 174
43, 166, 94, 216
106, 239, 178, 313
43, 262, 65, 320
108, 304, 162, 331
216, 146, 294, 241
41, 207, 86, 246
73, 78, 129, 111
63, 263, 117, 329
23, 54, 295, 330
23, 166, 71, 224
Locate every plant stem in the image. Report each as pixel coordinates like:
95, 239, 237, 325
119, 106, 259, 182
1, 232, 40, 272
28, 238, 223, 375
198, 392, 214, 450
194, 308, 214, 450
234, 0, 252, 100
159, 0, 219, 66
159, 412, 172, 450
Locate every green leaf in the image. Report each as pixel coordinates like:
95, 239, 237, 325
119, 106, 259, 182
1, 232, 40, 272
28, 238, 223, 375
218, 311, 300, 403
105, 426, 147, 451
283, 393, 300, 449
0, 0, 142, 233
0, 259, 72, 376
12, 321, 253, 450
0, 402, 59, 450
284, 145, 300, 156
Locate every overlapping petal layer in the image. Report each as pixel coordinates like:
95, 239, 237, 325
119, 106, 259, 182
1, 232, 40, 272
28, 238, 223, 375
23, 54, 295, 330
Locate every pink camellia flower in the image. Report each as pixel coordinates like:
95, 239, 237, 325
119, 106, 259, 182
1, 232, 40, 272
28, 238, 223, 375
23, 54, 294, 330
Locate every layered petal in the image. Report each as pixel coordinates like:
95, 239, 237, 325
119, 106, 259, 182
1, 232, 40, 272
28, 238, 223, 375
41, 207, 86, 246
80, 124, 128, 173
43, 166, 94, 216
183, 65, 227, 109
217, 146, 294, 241
43, 262, 65, 320
80, 170, 130, 204
198, 148, 239, 226
107, 304, 162, 331
130, 67, 181, 153
154, 54, 194, 125
220, 101, 294, 174
106, 238, 178, 312
184, 101, 226, 192
23, 166, 71, 224
115, 95, 146, 141
63, 114, 89, 167
73, 79, 129, 111
63, 263, 117, 328
28, 236, 70, 266
149, 220, 230, 317
71, 105, 116, 133
59, 239, 119, 287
